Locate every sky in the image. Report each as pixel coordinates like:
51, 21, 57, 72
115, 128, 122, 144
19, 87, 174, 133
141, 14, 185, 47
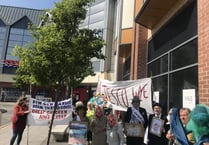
0, 0, 61, 10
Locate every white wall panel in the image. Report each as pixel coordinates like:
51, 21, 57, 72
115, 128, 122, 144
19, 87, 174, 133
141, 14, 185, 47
122, 0, 134, 29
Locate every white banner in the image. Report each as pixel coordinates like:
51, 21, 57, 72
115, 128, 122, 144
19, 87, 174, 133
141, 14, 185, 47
28, 98, 73, 125
96, 78, 153, 114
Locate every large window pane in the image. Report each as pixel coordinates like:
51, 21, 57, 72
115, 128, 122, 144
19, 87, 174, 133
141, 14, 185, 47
89, 11, 104, 24
90, 2, 105, 14
0, 26, 6, 54
170, 38, 197, 70
10, 28, 24, 35
152, 75, 168, 114
148, 55, 168, 77
89, 21, 104, 29
4, 27, 33, 74
92, 61, 101, 72
169, 66, 198, 108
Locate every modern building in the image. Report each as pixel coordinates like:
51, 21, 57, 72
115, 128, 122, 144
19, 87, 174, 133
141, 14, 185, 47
111, 0, 209, 112
0, 5, 45, 101
1, 0, 209, 109
0, 0, 116, 101
130, 0, 208, 110
81, 0, 116, 86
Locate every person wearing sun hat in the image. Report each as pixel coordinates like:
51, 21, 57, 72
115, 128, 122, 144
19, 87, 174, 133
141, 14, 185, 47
125, 96, 148, 145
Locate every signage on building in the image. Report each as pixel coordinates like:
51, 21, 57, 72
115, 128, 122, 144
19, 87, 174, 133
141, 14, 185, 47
182, 89, 196, 110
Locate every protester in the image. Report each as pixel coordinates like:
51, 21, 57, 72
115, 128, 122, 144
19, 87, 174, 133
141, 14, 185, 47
186, 104, 209, 145
124, 96, 148, 145
10, 96, 30, 145
91, 105, 107, 145
167, 107, 195, 145
165, 108, 175, 145
86, 101, 95, 145
70, 103, 90, 144
106, 112, 124, 145
72, 101, 84, 119
147, 103, 168, 145
72, 104, 89, 123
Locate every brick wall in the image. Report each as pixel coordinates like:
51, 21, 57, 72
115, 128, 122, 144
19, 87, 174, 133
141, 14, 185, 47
137, 24, 148, 79
131, 24, 148, 80
198, 0, 209, 106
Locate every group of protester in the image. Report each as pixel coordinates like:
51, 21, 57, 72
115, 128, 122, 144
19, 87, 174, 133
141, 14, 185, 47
9, 95, 209, 145
70, 95, 209, 145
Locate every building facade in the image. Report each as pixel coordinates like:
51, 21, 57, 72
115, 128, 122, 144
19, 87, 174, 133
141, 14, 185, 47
0, 1, 116, 101
132, 0, 209, 111
0, 6, 44, 101
1, 0, 209, 109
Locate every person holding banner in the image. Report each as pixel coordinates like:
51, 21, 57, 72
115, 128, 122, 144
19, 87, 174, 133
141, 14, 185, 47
69, 104, 90, 145
10, 96, 30, 145
124, 96, 148, 145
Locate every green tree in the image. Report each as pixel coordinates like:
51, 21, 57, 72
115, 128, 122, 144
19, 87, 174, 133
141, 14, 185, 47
13, 0, 105, 144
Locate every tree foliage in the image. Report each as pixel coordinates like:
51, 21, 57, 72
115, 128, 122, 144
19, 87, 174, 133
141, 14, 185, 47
13, 0, 105, 91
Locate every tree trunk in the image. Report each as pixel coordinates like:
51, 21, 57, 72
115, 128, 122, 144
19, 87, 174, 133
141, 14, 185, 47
46, 86, 59, 145
65, 84, 69, 99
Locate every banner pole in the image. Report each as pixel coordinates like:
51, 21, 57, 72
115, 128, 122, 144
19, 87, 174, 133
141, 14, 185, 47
27, 125, 29, 145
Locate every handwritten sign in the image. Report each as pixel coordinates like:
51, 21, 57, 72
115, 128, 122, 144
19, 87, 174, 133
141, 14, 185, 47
69, 121, 88, 145
96, 78, 152, 113
183, 89, 196, 110
28, 98, 73, 125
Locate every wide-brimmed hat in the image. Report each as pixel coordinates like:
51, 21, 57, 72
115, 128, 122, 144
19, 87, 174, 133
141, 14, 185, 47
132, 96, 142, 103
152, 103, 163, 109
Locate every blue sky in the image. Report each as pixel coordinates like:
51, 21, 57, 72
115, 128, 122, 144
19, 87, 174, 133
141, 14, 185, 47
0, 0, 61, 10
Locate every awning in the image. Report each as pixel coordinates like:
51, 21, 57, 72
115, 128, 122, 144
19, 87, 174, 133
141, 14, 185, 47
135, 0, 191, 29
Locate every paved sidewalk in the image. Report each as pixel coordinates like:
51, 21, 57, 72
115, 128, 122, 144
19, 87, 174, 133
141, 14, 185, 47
0, 123, 68, 145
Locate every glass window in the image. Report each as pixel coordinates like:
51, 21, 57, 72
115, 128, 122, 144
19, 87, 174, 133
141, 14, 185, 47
152, 75, 168, 114
123, 57, 131, 79
0, 26, 6, 56
92, 61, 101, 72
0, 33, 6, 39
23, 36, 34, 43
90, 2, 105, 14
169, 66, 198, 108
170, 38, 197, 70
4, 27, 33, 74
23, 30, 32, 36
0, 27, 6, 33
8, 41, 22, 47
10, 28, 24, 35
148, 55, 168, 77
9, 34, 24, 41
89, 21, 104, 29
89, 11, 104, 24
